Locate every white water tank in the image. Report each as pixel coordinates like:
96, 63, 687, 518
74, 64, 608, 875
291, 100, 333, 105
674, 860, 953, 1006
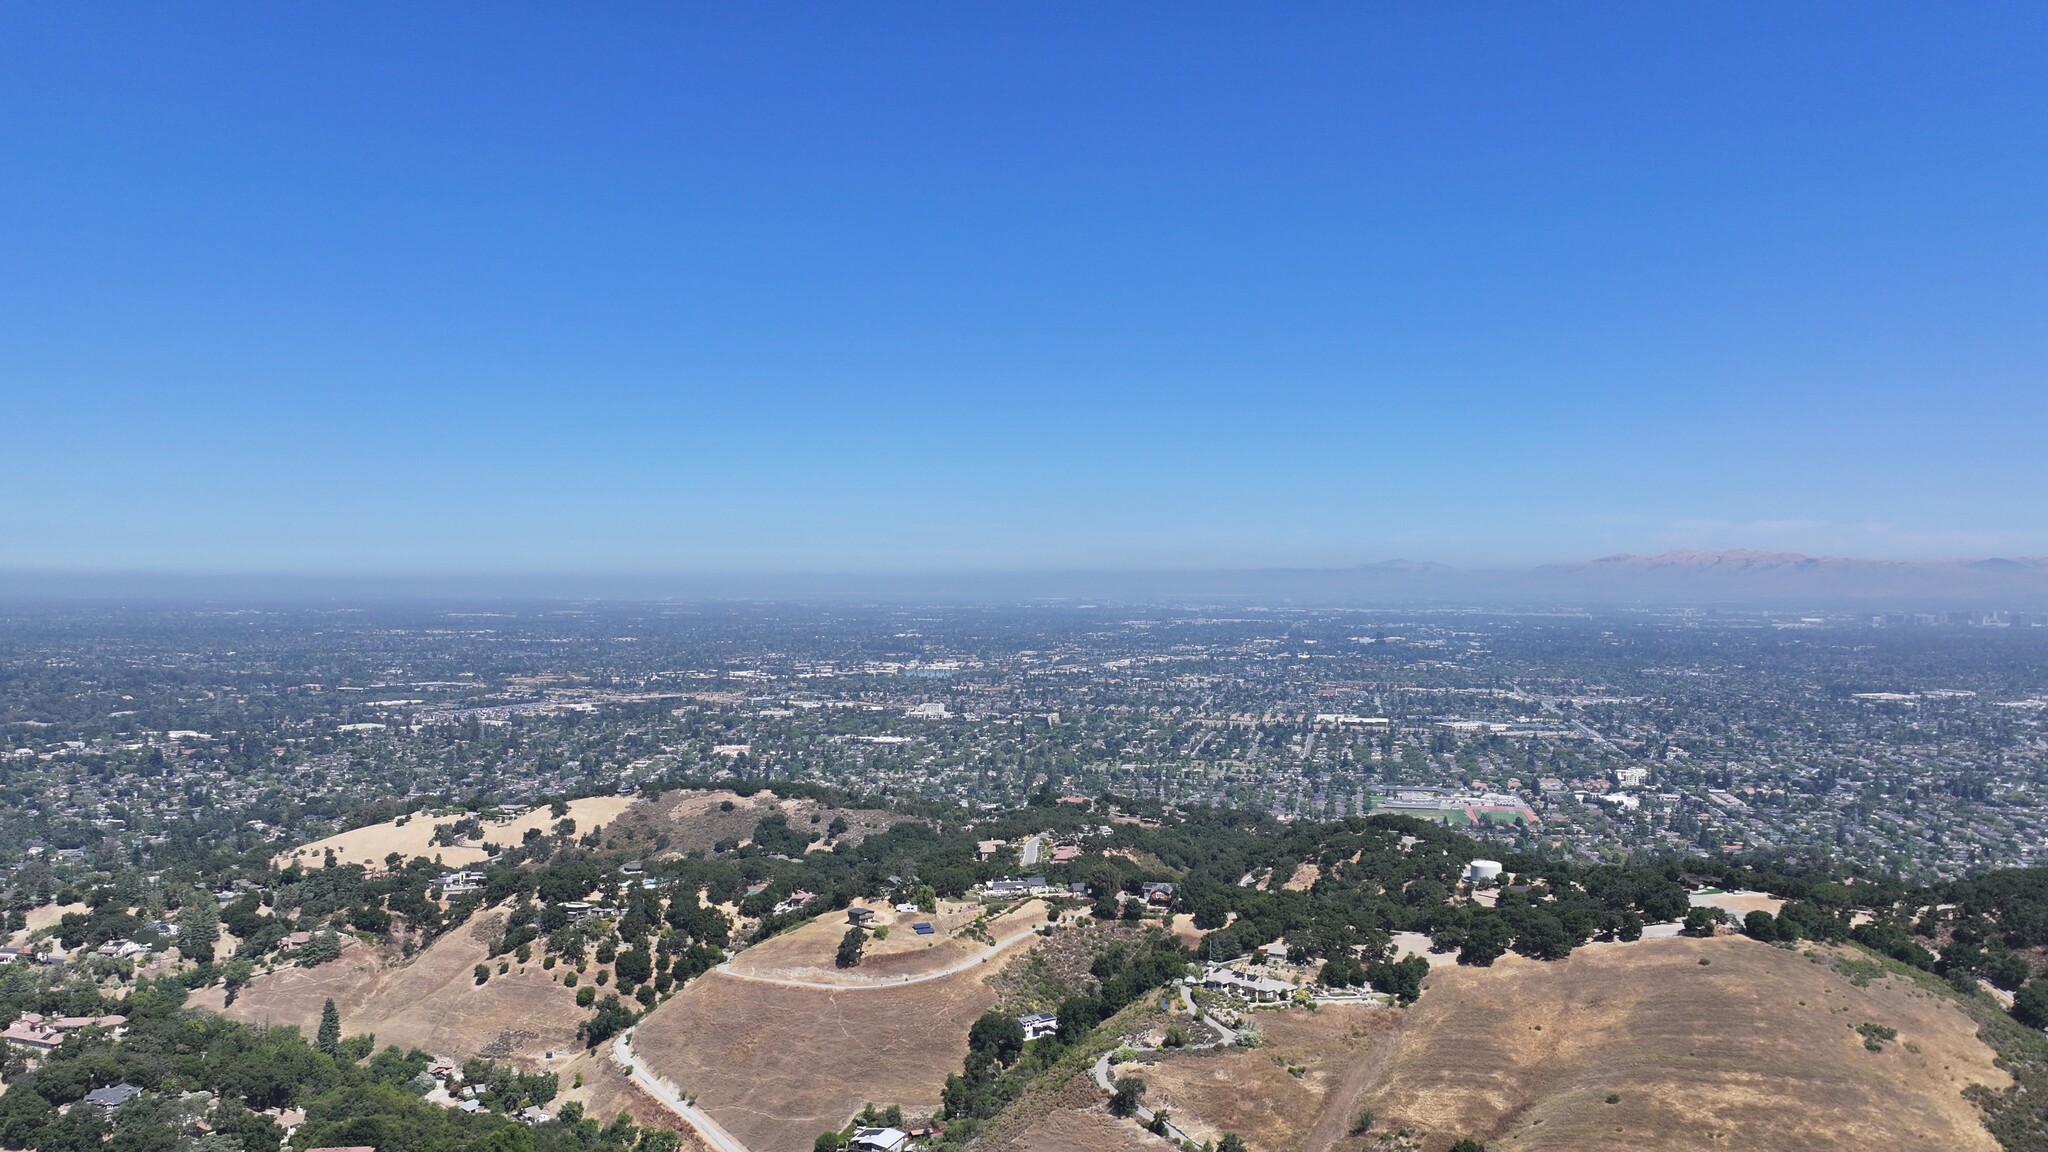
1466, 859, 1503, 883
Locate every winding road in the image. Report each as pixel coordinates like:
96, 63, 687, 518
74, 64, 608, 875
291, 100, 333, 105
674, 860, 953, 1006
609, 917, 1053, 1151
611, 1029, 753, 1152
1087, 984, 1240, 1147
709, 921, 1048, 990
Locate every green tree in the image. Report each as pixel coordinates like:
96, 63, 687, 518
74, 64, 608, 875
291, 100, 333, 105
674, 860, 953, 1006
317, 998, 343, 1055
1218, 1135, 1248, 1152
1986, 950, 2033, 992
968, 1010, 1025, 1067
2011, 980, 2048, 1030
221, 958, 255, 1006
177, 894, 220, 965
836, 925, 867, 969
614, 946, 653, 987
1459, 914, 1511, 967
1109, 1077, 1146, 1118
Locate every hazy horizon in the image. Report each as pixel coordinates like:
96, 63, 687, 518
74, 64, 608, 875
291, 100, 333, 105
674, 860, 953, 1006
6, 549, 2048, 609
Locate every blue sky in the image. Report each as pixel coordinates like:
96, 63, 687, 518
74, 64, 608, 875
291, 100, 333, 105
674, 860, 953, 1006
3, 4, 2044, 574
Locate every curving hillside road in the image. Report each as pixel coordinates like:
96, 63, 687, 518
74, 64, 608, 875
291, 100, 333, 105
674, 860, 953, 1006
612, 1029, 754, 1152
710, 922, 1047, 990
611, 916, 1051, 1149
1086, 983, 1240, 1147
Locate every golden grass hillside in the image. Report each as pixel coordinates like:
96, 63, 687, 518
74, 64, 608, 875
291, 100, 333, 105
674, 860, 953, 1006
275, 795, 641, 871
1357, 935, 2005, 1152
629, 910, 1051, 1150
192, 909, 588, 1070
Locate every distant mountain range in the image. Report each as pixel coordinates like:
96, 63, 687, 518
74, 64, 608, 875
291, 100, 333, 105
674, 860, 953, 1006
4, 550, 2048, 608
883, 550, 2048, 608
1499, 550, 2048, 608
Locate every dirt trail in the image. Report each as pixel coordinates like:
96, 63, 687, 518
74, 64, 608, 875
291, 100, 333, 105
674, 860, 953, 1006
1298, 1010, 1402, 1152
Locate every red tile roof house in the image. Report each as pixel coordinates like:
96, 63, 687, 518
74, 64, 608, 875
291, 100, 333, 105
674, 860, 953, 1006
2, 1019, 62, 1050
4, 1012, 127, 1050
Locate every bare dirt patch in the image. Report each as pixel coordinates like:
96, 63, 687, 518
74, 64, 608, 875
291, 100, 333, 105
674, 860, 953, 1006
1360, 936, 2005, 1152
1691, 890, 1786, 918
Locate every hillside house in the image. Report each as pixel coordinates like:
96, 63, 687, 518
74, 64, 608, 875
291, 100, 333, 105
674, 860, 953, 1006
2, 1019, 62, 1050
84, 1084, 142, 1111
432, 871, 485, 895
1017, 1012, 1059, 1041
5, 1012, 128, 1050
846, 908, 877, 928
1199, 964, 1296, 1003
850, 1127, 910, 1152
1142, 882, 1177, 906
983, 876, 1048, 899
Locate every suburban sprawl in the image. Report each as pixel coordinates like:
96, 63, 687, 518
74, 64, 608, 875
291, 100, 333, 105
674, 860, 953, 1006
4, 603, 2048, 1152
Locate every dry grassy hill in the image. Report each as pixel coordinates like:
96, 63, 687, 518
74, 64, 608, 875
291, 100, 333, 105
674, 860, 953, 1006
1354, 936, 2005, 1152
727, 899, 1043, 986
994, 936, 2005, 1152
1138, 1007, 1401, 1152
603, 788, 908, 858
275, 795, 641, 871
628, 903, 1050, 1149
192, 908, 588, 1070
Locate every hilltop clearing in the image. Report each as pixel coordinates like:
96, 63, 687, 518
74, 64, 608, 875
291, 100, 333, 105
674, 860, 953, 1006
275, 795, 640, 871
627, 904, 1052, 1149
603, 786, 908, 858
193, 907, 588, 1070
726, 898, 1047, 986
1357, 935, 2002, 1152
